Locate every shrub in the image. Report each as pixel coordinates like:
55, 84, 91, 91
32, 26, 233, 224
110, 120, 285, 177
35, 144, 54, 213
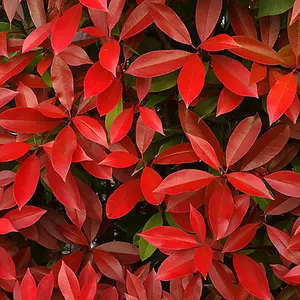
0, 0, 300, 299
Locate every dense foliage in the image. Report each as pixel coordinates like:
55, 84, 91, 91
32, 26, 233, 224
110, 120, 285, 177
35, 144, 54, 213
1, 0, 300, 299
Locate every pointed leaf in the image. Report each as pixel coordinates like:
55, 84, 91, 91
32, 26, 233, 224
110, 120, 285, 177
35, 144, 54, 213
0, 247, 16, 280
189, 205, 206, 244
136, 116, 155, 154
260, 16, 281, 48
36, 272, 54, 300
99, 39, 120, 76
21, 269, 37, 300
99, 151, 139, 168
194, 246, 213, 279
139, 106, 164, 135
0, 142, 31, 162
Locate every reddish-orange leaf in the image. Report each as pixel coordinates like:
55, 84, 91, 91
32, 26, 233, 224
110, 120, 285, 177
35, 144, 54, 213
59, 45, 93, 66
21, 269, 37, 300
227, 172, 273, 199
140, 167, 164, 205
126, 50, 192, 78
154, 169, 214, 195
37, 103, 68, 119
126, 271, 147, 300
99, 151, 139, 168
208, 184, 234, 240
0, 142, 31, 162
0, 88, 18, 109
84, 62, 114, 98
136, 116, 155, 154
226, 114, 261, 168
51, 126, 77, 181
15, 82, 38, 108
0, 247, 16, 280
79, 0, 107, 11
13, 154, 40, 209
195, 0, 222, 42
267, 72, 297, 125
260, 16, 281, 48
178, 55, 205, 108
37, 53, 53, 76
216, 87, 244, 116
233, 254, 270, 300
189, 205, 206, 244
106, 179, 142, 219
58, 261, 80, 300
139, 106, 164, 135
110, 108, 134, 143
99, 39, 120, 77
211, 55, 258, 98
250, 63, 267, 85
288, 18, 300, 63
149, 3, 192, 45
0, 218, 17, 234
51, 4, 83, 54
200, 34, 239, 52
136, 77, 151, 102
285, 95, 300, 124
194, 246, 213, 279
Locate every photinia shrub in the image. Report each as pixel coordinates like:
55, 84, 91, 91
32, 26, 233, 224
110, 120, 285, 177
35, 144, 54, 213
1, 0, 300, 299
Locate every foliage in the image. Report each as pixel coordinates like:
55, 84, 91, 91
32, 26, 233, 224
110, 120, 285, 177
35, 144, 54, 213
0, 0, 300, 299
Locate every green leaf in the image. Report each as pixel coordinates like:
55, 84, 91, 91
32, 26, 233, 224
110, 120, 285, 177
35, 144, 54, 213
165, 212, 181, 229
105, 98, 123, 135
149, 73, 177, 92
193, 97, 218, 119
42, 70, 52, 87
251, 196, 270, 211
145, 90, 173, 107
258, 0, 294, 17
292, 157, 300, 173
139, 213, 163, 261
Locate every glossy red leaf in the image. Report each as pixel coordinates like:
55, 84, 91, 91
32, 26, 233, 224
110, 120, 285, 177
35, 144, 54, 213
141, 167, 164, 205
27, 0, 46, 28
0, 170, 15, 187
106, 179, 142, 219
37, 103, 68, 119
139, 226, 198, 250
59, 224, 88, 246
178, 55, 205, 108
15, 82, 38, 108
149, 3, 192, 45
110, 108, 134, 143
154, 169, 214, 195
126, 50, 192, 78
107, 0, 126, 32
189, 205, 206, 244
195, 0, 222, 42
241, 125, 290, 171
288, 18, 300, 62
81, 161, 112, 180
79, 0, 107, 11
0, 32, 8, 58
3, 0, 18, 24
250, 63, 267, 85
136, 116, 155, 154
216, 87, 244, 116
36, 272, 54, 300
13, 154, 40, 209
208, 184, 234, 240
0, 107, 61, 133
0, 218, 17, 234
144, 270, 162, 300
211, 55, 258, 98
0, 88, 18, 109
59, 45, 93, 66
183, 274, 202, 300
99, 287, 119, 300
51, 4, 82, 54
99, 39, 120, 77
93, 249, 125, 282
139, 106, 164, 135
285, 94, 300, 124
126, 271, 147, 300
233, 254, 270, 300
84, 62, 115, 98
0, 142, 31, 162
58, 261, 80, 300
51, 126, 77, 181
194, 246, 213, 280
283, 265, 300, 284
21, 269, 37, 300
99, 151, 139, 168
260, 16, 281, 48
200, 34, 239, 52
288, 232, 300, 250
0, 247, 16, 280
37, 53, 53, 76
4, 206, 46, 230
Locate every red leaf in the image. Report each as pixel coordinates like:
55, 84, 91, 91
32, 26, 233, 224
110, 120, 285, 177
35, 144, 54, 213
291, 0, 300, 25
59, 224, 88, 246
226, 114, 261, 168
260, 16, 281, 48
267, 72, 297, 124
228, 1, 257, 39
154, 169, 214, 195
106, 179, 142, 219
141, 167, 164, 205
0, 218, 17, 234
73, 116, 108, 148
0, 170, 15, 187
208, 184, 234, 240
59, 45, 92, 66
178, 55, 205, 108
99, 151, 139, 168
149, 3, 192, 45
136, 77, 151, 102
200, 34, 239, 52
0, 107, 61, 133
195, 0, 222, 42
208, 261, 235, 300
110, 108, 134, 143
288, 232, 300, 250
216, 87, 244, 116
51, 4, 82, 54
79, 0, 107, 11
139, 106, 164, 135
93, 249, 125, 282
126, 271, 147, 300
0, 88, 18, 109
13, 154, 40, 209
58, 261, 80, 300
51, 126, 77, 181
22, 21, 54, 54
266, 225, 300, 264
97, 78, 122, 116
4, 206, 46, 230
99, 39, 120, 77
265, 171, 300, 198
211, 55, 258, 98
120, 2, 152, 40
189, 205, 206, 244
136, 116, 155, 154
46, 160, 81, 210
285, 95, 300, 124
126, 50, 192, 78
144, 270, 162, 300
250, 63, 267, 85
84, 62, 115, 98
37, 53, 53, 76
27, 0, 46, 28
156, 248, 197, 281
0, 142, 31, 162
107, 0, 126, 32
15, 82, 38, 108
0, 53, 35, 85
183, 274, 202, 300
194, 246, 212, 279
241, 125, 290, 171
223, 223, 258, 253
230, 36, 283, 65
266, 194, 300, 215
81, 161, 112, 180
139, 226, 198, 250
99, 286, 119, 300
233, 254, 270, 300
227, 172, 273, 199
21, 269, 37, 300
283, 265, 300, 284
51, 55, 75, 110
36, 272, 54, 300
3, 0, 18, 24
37, 103, 68, 119
0, 32, 8, 58
0, 247, 16, 280
288, 18, 300, 62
